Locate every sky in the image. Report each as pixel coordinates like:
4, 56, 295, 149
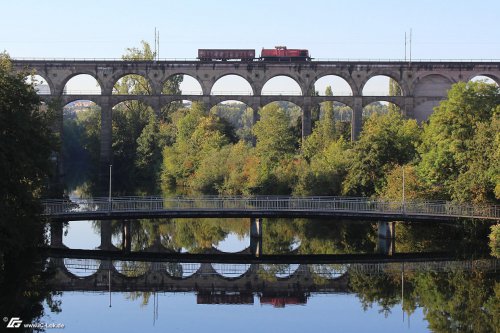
2, 0, 499, 60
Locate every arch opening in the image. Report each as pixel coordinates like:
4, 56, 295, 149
262, 76, 302, 96
25, 74, 51, 95
362, 75, 402, 97
62, 101, 101, 191
316, 101, 353, 140
470, 75, 499, 86
210, 101, 254, 143
111, 100, 158, 190
211, 75, 253, 95
363, 101, 400, 124
113, 74, 152, 95
314, 76, 353, 96
64, 74, 101, 95
164, 74, 203, 95
262, 101, 303, 133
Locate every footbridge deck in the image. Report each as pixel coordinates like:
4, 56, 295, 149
42, 196, 500, 222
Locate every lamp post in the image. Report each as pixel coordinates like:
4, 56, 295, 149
402, 165, 406, 213
108, 164, 112, 211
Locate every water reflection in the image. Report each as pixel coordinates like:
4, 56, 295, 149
6, 217, 497, 332
58, 217, 494, 258
46, 254, 499, 331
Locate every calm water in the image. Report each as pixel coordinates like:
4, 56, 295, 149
3, 217, 498, 332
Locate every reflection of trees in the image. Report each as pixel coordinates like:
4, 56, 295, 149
0, 252, 62, 329
93, 218, 250, 253
415, 269, 498, 333
349, 265, 498, 332
263, 218, 376, 255
349, 269, 406, 317
259, 264, 299, 281
396, 221, 493, 256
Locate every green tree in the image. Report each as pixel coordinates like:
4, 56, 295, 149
0, 53, 55, 260
135, 112, 161, 180
106, 41, 183, 191
302, 86, 337, 160
388, 78, 402, 113
0, 53, 61, 326
418, 81, 500, 202
161, 102, 232, 189
343, 110, 421, 196
253, 103, 296, 166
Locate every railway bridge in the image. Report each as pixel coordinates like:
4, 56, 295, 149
11, 59, 500, 170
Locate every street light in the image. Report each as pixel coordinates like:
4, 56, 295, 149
108, 164, 112, 204
402, 165, 406, 213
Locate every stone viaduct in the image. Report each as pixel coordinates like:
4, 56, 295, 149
11, 59, 500, 169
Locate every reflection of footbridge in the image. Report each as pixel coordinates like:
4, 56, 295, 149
47, 251, 498, 297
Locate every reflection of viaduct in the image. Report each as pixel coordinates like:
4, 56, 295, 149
46, 254, 498, 305
49, 218, 398, 257
11, 59, 500, 167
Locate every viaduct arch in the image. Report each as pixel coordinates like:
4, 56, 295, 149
13, 59, 500, 170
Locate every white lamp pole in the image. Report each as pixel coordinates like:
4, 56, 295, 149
402, 165, 406, 213
108, 164, 112, 203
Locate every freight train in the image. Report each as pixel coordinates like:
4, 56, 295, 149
198, 46, 311, 62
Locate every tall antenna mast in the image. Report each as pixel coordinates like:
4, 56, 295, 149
154, 27, 157, 61
157, 30, 160, 61
409, 28, 412, 66
404, 31, 407, 61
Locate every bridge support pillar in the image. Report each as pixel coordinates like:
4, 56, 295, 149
351, 97, 363, 141
377, 221, 395, 255
99, 220, 116, 250
99, 100, 112, 194
50, 222, 65, 248
302, 105, 312, 140
403, 97, 415, 119
250, 218, 262, 257
122, 220, 132, 253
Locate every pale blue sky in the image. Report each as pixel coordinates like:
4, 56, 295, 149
2, 0, 499, 60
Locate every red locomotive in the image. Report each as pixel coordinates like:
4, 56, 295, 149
260, 46, 311, 61
197, 46, 310, 62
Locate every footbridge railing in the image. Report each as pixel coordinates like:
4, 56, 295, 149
41, 196, 500, 221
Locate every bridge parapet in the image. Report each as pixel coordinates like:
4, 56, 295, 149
41, 196, 500, 222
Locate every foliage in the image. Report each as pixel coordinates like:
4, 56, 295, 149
489, 223, 500, 258
388, 78, 402, 113
0, 53, 60, 328
0, 53, 54, 261
418, 81, 500, 203
343, 110, 421, 196
253, 103, 296, 166
162, 102, 231, 188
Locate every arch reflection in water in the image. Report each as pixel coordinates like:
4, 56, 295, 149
261, 264, 300, 278
63, 258, 100, 277
311, 264, 350, 279
211, 263, 251, 278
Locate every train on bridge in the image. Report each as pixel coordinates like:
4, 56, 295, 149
198, 46, 311, 62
